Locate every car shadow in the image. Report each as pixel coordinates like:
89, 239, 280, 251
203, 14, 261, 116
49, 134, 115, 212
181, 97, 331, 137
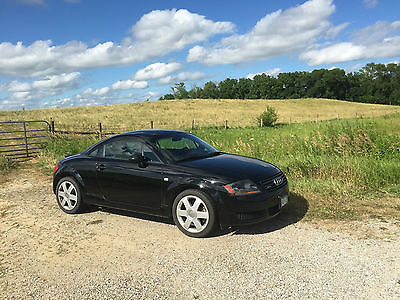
215, 191, 309, 237
87, 206, 174, 225
81, 191, 308, 237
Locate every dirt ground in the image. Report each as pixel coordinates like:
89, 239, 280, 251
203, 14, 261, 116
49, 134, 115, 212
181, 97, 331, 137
1, 167, 399, 299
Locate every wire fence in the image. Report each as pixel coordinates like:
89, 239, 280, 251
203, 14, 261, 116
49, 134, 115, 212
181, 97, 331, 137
49, 119, 232, 139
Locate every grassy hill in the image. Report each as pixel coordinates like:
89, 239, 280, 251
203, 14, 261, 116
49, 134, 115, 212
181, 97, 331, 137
1, 98, 400, 131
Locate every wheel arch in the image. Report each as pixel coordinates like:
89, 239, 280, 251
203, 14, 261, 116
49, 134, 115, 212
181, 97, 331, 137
165, 183, 218, 217
53, 166, 85, 195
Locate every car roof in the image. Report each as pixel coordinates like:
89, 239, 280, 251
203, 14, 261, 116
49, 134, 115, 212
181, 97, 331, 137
117, 129, 187, 138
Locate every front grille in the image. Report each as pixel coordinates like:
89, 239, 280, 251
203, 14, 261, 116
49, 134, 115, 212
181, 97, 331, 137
260, 172, 287, 193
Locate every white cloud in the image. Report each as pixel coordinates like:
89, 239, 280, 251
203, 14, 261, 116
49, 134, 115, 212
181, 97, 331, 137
31, 72, 80, 89
130, 9, 234, 58
158, 72, 207, 85
187, 0, 337, 65
2, 72, 80, 96
0, 9, 233, 78
351, 21, 400, 45
363, 0, 378, 8
247, 68, 281, 79
132, 62, 183, 80
70, 77, 149, 107
300, 21, 400, 65
1, 81, 31, 92
0, 72, 81, 109
70, 88, 136, 107
112, 79, 148, 90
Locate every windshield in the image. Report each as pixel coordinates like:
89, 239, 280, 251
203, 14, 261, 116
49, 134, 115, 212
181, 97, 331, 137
153, 132, 219, 162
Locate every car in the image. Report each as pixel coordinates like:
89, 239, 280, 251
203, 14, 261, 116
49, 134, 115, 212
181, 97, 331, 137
53, 129, 288, 237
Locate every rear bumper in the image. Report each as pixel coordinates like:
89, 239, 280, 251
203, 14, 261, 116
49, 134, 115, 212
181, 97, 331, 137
216, 184, 289, 227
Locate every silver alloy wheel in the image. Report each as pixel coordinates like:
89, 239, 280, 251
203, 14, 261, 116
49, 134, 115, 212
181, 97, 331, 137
176, 195, 209, 233
57, 180, 78, 211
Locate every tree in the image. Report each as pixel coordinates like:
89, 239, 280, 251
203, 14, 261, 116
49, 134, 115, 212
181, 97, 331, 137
218, 78, 237, 99
171, 82, 188, 99
157, 62, 400, 106
235, 78, 252, 99
202, 81, 219, 99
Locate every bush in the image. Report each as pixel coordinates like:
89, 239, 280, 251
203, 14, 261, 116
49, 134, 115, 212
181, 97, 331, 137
257, 106, 278, 127
0, 155, 17, 173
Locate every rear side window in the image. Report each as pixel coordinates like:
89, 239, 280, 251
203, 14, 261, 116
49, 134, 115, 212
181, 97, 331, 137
89, 137, 161, 163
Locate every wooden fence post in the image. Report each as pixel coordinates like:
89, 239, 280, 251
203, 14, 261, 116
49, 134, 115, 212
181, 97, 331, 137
224, 120, 228, 129
98, 122, 102, 139
50, 119, 55, 133
289, 117, 292, 125
150, 121, 153, 129
260, 118, 263, 127
192, 120, 195, 130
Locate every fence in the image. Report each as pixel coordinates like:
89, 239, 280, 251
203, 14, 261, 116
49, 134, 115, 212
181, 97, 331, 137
49, 119, 232, 138
0, 120, 51, 161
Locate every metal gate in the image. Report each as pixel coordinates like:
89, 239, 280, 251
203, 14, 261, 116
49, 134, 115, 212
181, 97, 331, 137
0, 120, 51, 161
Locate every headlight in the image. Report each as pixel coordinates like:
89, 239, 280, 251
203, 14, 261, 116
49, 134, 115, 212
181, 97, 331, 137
224, 179, 260, 196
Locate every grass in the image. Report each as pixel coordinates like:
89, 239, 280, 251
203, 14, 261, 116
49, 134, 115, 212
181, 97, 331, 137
0, 155, 18, 183
37, 113, 400, 222
0, 155, 17, 173
1, 98, 400, 132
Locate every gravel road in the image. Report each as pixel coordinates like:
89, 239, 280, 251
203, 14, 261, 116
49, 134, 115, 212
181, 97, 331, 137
1, 168, 399, 299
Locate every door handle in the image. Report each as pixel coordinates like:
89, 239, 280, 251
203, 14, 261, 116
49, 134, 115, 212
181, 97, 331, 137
96, 163, 106, 171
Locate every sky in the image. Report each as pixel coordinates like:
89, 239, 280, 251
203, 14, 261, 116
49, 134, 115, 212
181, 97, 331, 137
0, 0, 399, 110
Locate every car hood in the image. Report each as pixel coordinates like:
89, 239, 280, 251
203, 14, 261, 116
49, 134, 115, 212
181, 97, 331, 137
177, 153, 281, 182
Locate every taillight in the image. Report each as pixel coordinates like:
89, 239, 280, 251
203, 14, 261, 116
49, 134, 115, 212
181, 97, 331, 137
54, 163, 59, 173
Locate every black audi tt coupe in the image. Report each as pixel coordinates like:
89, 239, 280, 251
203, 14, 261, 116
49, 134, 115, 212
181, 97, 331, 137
53, 129, 288, 237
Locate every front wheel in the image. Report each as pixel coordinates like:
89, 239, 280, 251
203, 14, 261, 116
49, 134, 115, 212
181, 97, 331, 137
56, 177, 84, 214
172, 189, 217, 238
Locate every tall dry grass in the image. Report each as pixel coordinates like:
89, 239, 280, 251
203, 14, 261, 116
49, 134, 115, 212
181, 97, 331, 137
1, 98, 400, 131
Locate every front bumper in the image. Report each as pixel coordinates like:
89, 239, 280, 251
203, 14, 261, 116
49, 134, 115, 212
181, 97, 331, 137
217, 184, 289, 227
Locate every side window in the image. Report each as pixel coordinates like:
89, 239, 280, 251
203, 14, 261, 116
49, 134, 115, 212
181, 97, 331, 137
88, 144, 104, 158
89, 137, 161, 163
103, 138, 140, 160
143, 144, 161, 163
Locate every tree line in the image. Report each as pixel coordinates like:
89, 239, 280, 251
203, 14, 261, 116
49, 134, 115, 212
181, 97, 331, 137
159, 63, 400, 105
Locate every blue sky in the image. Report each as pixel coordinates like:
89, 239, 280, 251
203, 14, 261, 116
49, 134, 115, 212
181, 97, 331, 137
0, 0, 399, 110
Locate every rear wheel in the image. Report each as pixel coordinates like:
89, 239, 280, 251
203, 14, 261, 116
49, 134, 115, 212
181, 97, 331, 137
172, 189, 216, 238
56, 177, 83, 214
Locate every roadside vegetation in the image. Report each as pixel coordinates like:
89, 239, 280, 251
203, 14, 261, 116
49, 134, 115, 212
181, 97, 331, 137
0, 155, 18, 183
0, 155, 17, 174
37, 114, 400, 222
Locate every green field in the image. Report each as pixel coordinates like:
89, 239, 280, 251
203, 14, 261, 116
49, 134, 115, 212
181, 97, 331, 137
1, 98, 400, 131
35, 113, 400, 222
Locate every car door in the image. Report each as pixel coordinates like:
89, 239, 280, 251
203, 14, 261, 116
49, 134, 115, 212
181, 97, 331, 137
92, 136, 165, 211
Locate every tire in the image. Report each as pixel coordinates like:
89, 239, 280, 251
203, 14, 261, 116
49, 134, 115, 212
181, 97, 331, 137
172, 189, 217, 238
56, 176, 84, 214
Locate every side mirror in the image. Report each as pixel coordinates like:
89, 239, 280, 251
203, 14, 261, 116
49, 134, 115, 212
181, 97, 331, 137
129, 153, 142, 163
129, 153, 149, 167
